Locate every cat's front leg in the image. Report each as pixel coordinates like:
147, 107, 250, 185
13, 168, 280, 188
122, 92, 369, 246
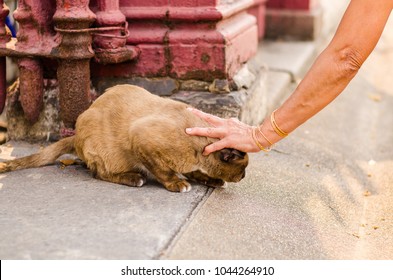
96, 171, 147, 187
164, 177, 192, 193
154, 169, 192, 193
184, 171, 226, 188
141, 160, 192, 192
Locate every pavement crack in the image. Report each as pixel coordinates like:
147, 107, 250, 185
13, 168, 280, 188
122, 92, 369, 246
156, 186, 214, 259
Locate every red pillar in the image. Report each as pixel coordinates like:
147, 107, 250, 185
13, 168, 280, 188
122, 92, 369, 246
266, 0, 322, 40
248, 0, 269, 40
267, 0, 317, 10
53, 0, 96, 129
0, 0, 9, 114
13, 0, 56, 123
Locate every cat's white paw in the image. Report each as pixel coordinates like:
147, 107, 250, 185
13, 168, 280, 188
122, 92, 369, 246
166, 180, 192, 192
136, 178, 145, 187
126, 175, 147, 187
180, 183, 192, 193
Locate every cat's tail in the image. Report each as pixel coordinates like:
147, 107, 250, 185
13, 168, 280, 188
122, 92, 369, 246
0, 136, 76, 173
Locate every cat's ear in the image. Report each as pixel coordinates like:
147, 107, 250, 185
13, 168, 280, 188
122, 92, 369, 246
219, 148, 246, 162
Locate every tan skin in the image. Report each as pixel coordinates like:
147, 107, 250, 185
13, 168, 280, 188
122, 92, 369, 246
186, 0, 393, 155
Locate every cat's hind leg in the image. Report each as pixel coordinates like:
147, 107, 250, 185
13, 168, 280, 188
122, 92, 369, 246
96, 171, 147, 187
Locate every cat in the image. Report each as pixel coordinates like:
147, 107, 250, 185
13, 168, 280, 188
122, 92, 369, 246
0, 85, 248, 192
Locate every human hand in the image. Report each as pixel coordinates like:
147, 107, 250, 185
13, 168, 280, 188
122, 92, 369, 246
185, 108, 260, 155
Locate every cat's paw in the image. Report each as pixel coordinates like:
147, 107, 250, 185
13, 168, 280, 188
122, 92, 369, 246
127, 174, 147, 187
0, 162, 8, 172
165, 180, 192, 193
203, 178, 226, 188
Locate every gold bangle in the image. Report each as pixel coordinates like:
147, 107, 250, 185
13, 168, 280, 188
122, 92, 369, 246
256, 126, 274, 147
252, 127, 270, 152
271, 109, 288, 137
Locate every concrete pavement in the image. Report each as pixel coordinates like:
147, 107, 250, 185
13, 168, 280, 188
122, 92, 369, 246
1, 10, 393, 260
165, 16, 393, 259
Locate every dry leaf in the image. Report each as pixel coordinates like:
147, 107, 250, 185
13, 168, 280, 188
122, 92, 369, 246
368, 94, 382, 102
60, 159, 76, 166
363, 190, 371, 197
352, 233, 360, 239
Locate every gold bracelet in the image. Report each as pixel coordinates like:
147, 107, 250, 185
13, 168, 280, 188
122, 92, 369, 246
256, 126, 274, 147
252, 127, 270, 152
271, 109, 288, 137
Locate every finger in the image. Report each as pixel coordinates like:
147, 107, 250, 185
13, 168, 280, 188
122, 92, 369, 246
186, 127, 224, 139
187, 108, 224, 126
203, 140, 230, 156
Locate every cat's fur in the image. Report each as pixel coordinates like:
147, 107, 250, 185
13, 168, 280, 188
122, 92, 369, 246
0, 85, 248, 192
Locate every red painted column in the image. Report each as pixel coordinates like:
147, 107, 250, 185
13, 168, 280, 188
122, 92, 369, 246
0, 0, 9, 114
92, 0, 126, 48
266, 0, 322, 40
267, 0, 315, 10
13, 0, 56, 123
53, 0, 96, 130
89, 0, 139, 64
248, 0, 269, 40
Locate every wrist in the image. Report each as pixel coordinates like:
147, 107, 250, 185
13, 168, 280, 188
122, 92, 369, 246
253, 112, 288, 150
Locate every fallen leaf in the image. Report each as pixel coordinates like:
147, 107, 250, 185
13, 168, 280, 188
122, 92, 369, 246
363, 190, 371, 197
59, 159, 76, 166
368, 94, 382, 102
352, 233, 360, 239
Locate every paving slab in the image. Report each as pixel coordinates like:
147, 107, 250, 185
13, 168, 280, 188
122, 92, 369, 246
0, 142, 211, 259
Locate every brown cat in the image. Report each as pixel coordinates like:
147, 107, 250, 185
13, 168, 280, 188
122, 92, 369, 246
0, 85, 248, 192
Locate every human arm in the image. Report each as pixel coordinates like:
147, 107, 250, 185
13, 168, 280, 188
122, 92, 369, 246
186, 0, 393, 155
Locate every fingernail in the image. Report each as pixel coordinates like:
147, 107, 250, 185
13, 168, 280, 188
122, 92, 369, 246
186, 107, 193, 111
186, 128, 192, 133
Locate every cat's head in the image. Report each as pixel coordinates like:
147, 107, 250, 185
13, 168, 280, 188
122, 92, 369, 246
211, 148, 248, 182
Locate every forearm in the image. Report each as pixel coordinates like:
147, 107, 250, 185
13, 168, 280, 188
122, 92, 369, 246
271, 45, 360, 135
186, 0, 392, 155
258, 0, 393, 147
